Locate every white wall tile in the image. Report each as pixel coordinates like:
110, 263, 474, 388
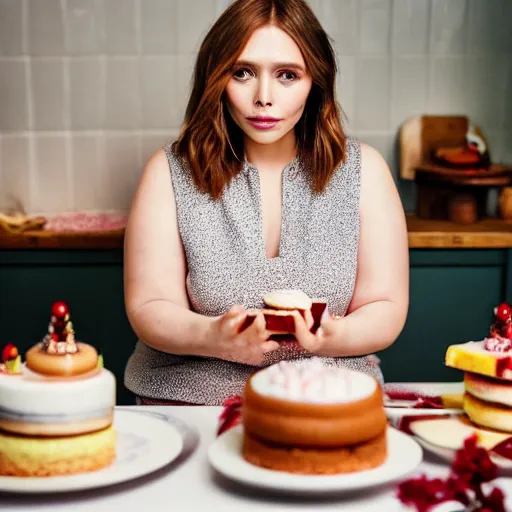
215, 0, 233, 17
468, 0, 508, 55
1, 0, 510, 216
336, 56, 355, 129
430, 0, 468, 55
466, 57, 506, 132
0, 61, 28, 131
354, 57, 390, 131
103, 0, 137, 55
33, 135, 70, 213
359, 0, 391, 55
504, 61, 512, 131
392, 0, 430, 55
391, 57, 428, 131
140, 57, 175, 129
0, 135, 31, 210
170, 54, 195, 128
103, 134, 141, 211
177, 0, 216, 54
321, 0, 358, 56
428, 57, 469, 114
0, 0, 23, 55
28, 0, 65, 56
358, 133, 397, 176
71, 134, 104, 210
140, 0, 177, 54
141, 134, 174, 165
501, 132, 512, 165
105, 58, 140, 129
64, 0, 105, 55
69, 58, 103, 129
31, 59, 66, 130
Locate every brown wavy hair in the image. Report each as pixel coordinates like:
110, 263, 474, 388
172, 0, 347, 200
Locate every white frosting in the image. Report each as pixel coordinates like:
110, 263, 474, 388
452, 340, 508, 356
250, 359, 376, 404
0, 364, 115, 422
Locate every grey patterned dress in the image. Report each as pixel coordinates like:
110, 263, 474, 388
124, 136, 384, 405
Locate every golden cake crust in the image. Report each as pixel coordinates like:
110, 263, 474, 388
243, 429, 387, 474
243, 373, 387, 447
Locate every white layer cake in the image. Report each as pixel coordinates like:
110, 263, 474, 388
0, 364, 116, 436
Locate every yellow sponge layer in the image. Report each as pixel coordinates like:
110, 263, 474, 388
445, 343, 502, 379
0, 425, 116, 476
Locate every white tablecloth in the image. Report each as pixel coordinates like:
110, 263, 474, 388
2, 385, 512, 511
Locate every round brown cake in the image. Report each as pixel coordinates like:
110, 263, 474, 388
241, 359, 388, 474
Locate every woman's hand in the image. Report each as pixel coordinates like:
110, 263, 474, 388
291, 308, 343, 355
207, 306, 279, 365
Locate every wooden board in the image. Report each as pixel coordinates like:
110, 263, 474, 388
399, 115, 488, 180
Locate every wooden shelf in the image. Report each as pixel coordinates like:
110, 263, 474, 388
2, 214, 512, 250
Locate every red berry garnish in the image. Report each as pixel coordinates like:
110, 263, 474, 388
495, 303, 511, 323
2, 344, 18, 362
51, 301, 69, 319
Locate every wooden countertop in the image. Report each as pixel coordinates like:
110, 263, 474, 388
406, 214, 512, 248
2, 214, 512, 250
0, 228, 125, 249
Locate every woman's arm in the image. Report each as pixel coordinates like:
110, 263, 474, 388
294, 142, 409, 357
124, 149, 276, 364
123, 148, 216, 357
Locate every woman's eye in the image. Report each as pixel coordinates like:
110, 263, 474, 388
279, 71, 298, 82
233, 68, 253, 80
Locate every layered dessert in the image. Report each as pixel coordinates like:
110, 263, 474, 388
241, 289, 328, 337
445, 302, 512, 432
241, 359, 387, 474
0, 301, 116, 477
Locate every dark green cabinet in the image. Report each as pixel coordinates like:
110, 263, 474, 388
1, 248, 511, 404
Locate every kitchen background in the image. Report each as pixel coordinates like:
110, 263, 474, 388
0, 0, 510, 216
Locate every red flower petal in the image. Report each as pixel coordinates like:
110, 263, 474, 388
480, 487, 506, 512
451, 435, 497, 485
397, 475, 455, 512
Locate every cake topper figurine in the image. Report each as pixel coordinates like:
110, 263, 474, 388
0, 343, 21, 374
41, 301, 77, 355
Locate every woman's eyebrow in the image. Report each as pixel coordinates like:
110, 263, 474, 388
233, 60, 305, 72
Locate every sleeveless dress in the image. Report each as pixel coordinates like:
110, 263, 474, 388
124, 136, 384, 405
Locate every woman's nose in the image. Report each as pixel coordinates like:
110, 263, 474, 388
254, 75, 272, 107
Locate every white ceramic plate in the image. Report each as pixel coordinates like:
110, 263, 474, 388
208, 424, 423, 494
0, 409, 184, 493
385, 407, 463, 428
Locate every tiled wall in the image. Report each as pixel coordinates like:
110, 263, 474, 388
0, 0, 511, 214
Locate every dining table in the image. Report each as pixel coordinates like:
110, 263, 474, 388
2, 383, 512, 512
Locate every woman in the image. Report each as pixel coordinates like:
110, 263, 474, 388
123, 0, 409, 405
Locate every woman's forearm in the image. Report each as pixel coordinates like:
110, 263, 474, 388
127, 299, 217, 358
315, 300, 407, 358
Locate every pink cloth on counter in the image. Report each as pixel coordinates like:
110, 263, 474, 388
44, 212, 128, 232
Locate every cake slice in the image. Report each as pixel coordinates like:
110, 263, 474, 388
445, 340, 512, 380
240, 290, 328, 336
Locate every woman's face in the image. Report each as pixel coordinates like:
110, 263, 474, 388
225, 25, 312, 148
